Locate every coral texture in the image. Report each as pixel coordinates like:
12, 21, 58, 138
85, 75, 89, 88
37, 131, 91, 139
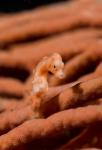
0, 0, 101, 149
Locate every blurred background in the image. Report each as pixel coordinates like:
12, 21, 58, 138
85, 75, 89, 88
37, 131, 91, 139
0, 0, 67, 12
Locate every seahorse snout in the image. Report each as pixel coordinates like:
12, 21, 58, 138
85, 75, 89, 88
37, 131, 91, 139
55, 69, 65, 79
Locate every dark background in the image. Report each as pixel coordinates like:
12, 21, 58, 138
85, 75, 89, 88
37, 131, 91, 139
0, 0, 67, 12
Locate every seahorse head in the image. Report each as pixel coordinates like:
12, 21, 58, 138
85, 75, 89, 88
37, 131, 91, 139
48, 53, 65, 79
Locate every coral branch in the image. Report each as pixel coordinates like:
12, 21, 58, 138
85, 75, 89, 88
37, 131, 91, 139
0, 106, 34, 135
0, 0, 87, 32
59, 126, 91, 150
0, 81, 85, 133
59, 77, 102, 110
0, 29, 101, 77
59, 123, 102, 150
31, 80, 83, 117
0, 0, 101, 45
0, 80, 77, 133
12, 28, 102, 58
0, 105, 102, 149
79, 63, 102, 82
0, 98, 28, 112
0, 78, 25, 99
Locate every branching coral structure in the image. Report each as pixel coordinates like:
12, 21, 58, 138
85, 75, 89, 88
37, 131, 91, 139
0, 0, 101, 149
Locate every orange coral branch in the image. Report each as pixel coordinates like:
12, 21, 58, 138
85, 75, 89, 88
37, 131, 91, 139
0, 105, 102, 149
0, 32, 101, 75
79, 63, 102, 82
0, 98, 29, 112
0, 0, 101, 45
0, 78, 25, 99
59, 77, 102, 110
0, 106, 34, 135
60, 123, 102, 150
12, 29, 102, 63
0, 0, 86, 32
59, 126, 91, 150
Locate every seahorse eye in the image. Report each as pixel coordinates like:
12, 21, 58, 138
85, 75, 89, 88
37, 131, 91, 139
54, 65, 56, 68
